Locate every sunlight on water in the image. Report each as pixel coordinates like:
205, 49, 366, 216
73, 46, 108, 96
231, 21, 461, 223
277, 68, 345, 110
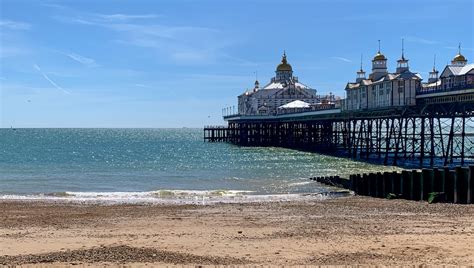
0, 128, 400, 202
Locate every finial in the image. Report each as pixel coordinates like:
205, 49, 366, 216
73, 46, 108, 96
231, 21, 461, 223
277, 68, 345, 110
281, 50, 287, 64
433, 54, 437, 71
458, 43, 462, 54
378, 40, 381, 53
360, 53, 363, 71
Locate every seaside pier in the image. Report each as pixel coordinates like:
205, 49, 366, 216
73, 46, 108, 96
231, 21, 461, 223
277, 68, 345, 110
205, 50, 474, 168
205, 88, 474, 168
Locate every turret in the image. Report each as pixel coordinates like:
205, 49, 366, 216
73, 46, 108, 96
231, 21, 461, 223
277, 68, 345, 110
356, 54, 366, 83
370, 40, 388, 81
396, 39, 409, 73
428, 55, 439, 83
451, 43, 468, 66
275, 51, 293, 81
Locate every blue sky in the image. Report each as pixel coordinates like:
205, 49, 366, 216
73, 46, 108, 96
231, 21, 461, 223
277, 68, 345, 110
1, 0, 473, 127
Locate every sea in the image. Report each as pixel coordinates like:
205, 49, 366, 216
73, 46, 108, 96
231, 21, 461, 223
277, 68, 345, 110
0, 128, 400, 204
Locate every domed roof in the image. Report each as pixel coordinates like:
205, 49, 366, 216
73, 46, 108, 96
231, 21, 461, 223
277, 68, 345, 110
373, 52, 387, 61
276, 52, 292, 72
453, 53, 467, 62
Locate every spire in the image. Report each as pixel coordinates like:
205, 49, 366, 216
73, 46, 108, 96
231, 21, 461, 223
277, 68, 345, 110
253, 71, 259, 90
373, 40, 386, 61
429, 54, 439, 83
458, 42, 461, 54
356, 53, 366, 82
396, 38, 409, 73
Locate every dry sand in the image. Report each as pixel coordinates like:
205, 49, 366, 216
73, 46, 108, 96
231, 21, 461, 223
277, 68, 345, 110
0, 196, 473, 266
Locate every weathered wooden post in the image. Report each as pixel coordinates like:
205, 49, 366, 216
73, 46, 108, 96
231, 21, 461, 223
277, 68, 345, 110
392, 171, 401, 196
451, 170, 459, 203
444, 167, 454, 203
350, 174, 356, 192
401, 170, 411, 199
383, 172, 391, 198
455, 167, 468, 204
433, 168, 443, 193
412, 170, 422, 201
376, 172, 384, 198
469, 166, 474, 204
369, 173, 377, 197
355, 174, 362, 192
421, 169, 434, 200
361, 174, 369, 196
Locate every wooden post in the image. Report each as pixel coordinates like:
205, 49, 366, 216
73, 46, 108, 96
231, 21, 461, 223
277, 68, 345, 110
376, 172, 384, 198
433, 168, 443, 193
368, 173, 376, 197
401, 170, 411, 199
412, 170, 422, 201
383, 172, 391, 197
452, 169, 459, 204
469, 166, 474, 204
421, 168, 434, 200
455, 167, 468, 204
392, 171, 401, 196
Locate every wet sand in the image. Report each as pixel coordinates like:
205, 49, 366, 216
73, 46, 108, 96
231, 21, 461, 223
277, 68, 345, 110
0, 196, 473, 266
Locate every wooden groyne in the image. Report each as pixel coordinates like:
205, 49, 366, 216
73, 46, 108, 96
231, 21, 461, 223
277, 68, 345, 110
311, 166, 474, 204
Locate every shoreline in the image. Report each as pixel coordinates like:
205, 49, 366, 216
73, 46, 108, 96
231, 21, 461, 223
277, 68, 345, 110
0, 188, 351, 205
1, 196, 473, 266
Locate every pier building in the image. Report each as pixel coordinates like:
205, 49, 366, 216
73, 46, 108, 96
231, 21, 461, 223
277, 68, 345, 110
422, 46, 473, 92
237, 52, 336, 115
205, 45, 474, 168
344, 43, 421, 111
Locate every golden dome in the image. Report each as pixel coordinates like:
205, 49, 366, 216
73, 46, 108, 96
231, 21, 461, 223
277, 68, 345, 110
373, 52, 387, 61
276, 52, 292, 72
452, 53, 467, 62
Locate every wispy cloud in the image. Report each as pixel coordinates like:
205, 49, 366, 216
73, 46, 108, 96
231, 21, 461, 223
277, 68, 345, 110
55, 13, 236, 65
96, 14, 159, 21
444, 46, 474, 51
134, 83, 151, 88
404, 36, 439, 45
33, 64, 70, 94
64, 52, 98, 67
0, 19, 31, 30
41, 3, 68, 9
331, 56, 352, 63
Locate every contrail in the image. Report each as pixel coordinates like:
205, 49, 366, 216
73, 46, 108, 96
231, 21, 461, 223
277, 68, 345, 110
33, 64, 71, 94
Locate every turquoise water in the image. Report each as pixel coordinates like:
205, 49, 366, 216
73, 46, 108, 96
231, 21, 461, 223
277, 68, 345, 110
0, 128, 399, 203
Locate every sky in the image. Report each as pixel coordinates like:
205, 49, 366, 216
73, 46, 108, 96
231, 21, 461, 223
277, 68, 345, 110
0, 0, 473, 128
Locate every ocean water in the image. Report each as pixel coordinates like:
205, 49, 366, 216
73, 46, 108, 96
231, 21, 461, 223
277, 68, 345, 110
0, 128, 400, 203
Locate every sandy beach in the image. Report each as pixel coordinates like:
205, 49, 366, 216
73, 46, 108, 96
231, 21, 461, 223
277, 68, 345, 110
0, 196, 473, 266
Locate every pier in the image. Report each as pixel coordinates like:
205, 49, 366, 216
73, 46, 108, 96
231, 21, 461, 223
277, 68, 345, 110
205, 88, 474, 168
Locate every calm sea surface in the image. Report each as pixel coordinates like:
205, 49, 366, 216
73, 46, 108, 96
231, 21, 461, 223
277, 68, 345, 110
0, 128, 400, 203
